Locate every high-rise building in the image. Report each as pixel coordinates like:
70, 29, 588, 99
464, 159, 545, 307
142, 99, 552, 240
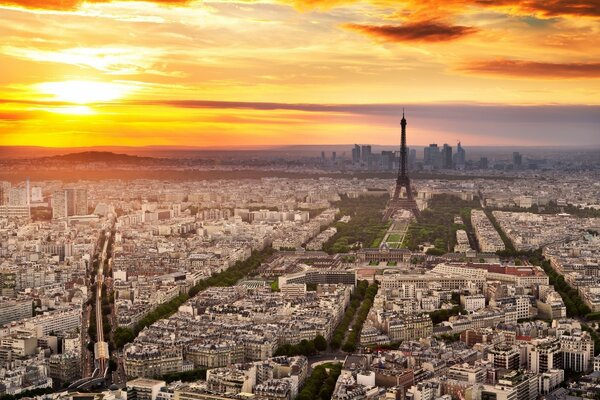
0, 181, 9, 205
320, 151, 326, 163
381, 151, 394, 170
52, 191, 67, 219
8, 187, 27, 206
352, 144, 361, 164
361, 145, 371, 163
52, 188, 88, 219
441, 144, 453, 169
331, 152, 336, 162
409, 148, 417, 168
454, 141, 466, 169
424, 144, 439, 167
480, 157, 489, 170
513, 152, 523, 169
31, 187, 43, 202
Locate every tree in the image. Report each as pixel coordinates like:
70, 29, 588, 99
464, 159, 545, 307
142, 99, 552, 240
314, 334, 327, 351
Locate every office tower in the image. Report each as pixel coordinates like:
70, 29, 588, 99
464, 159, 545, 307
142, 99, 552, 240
52, 188, 88, 219
361, 145, 371, 163
331, 152, 336, 161
0, 181, 9, 205
8, 187, 27, 206
52, 191, 67, 219
409, 148, 416, 168
31, 187, 43, 202
352, 144, 361, 164
513, 151, 523, 169
480, 157, 489, 170
454, 141, 466, 169
321, 151, 326, 163
71, 188, 88, 215
381, 151, 394, 170
441, 144, 453, 169
424, 144, 440, 167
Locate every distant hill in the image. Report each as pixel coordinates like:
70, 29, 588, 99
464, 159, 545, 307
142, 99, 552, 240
43, 151, 155, 164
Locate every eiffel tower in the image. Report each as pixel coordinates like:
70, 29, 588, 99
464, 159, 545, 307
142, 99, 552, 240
383, 111, 420, 220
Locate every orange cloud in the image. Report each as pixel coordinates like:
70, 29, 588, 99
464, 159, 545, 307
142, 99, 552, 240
1, 0, 598, 19
461, 59, 600, 79
345, 20, 477, 42
0, 0, 189, 11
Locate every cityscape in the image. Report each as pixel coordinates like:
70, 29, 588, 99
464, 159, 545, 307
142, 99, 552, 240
1, 114, 599, 400
1, 0, 600, 399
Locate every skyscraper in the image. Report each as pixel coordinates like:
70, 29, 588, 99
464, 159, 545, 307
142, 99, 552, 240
52, 188, 88, 219
424, 144, 439, 167
513, 152, 523, 169
0, 181, 9, 206
454, 141, 466, 169
361, 145, 371, 163
441, 144, 453, 169
480, 157, 488, 170
352, 144, 361, 164
52, 191, 67, 219
381, 151, 394, 170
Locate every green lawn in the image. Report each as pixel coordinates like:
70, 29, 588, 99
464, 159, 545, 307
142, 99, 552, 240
387, 233, 402, 242
323, 195, 390, 253
402, 194, 480, 253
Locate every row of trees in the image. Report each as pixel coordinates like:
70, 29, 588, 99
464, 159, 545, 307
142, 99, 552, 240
296, 363, 342, 400
113, 247, 275, 349
162, 368, 207, 383
491, 201, 600, 219
342, 283, 378, 352
330, 281, 369, 349
537, 259, 591, 317
403, 194, 480, 254
483, 209, 518, 254
429, 306, 464, 325
274, 335, 328, 357
0, 387, 54, 400
322, 195, 390, 254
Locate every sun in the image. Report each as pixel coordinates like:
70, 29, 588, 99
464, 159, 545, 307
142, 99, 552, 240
36, 80, 133, 104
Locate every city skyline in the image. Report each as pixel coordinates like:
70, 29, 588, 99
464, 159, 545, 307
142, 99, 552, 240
1, 0, 599, 148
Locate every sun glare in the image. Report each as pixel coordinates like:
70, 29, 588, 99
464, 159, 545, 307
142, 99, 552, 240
36, 80, 132, 104
43, 105, 95, 115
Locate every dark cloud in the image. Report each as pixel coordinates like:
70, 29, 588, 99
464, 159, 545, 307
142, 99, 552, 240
131, 99, 600, 123
462, 59, 600, 79
475, 0, 600, 18
344, 20, 477, 42
1, 98, 598, 144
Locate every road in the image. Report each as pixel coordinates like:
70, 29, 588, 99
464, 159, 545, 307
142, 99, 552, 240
94, 229, 110, 375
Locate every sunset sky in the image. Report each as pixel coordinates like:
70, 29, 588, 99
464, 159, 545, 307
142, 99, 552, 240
1, 0, 599, 148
